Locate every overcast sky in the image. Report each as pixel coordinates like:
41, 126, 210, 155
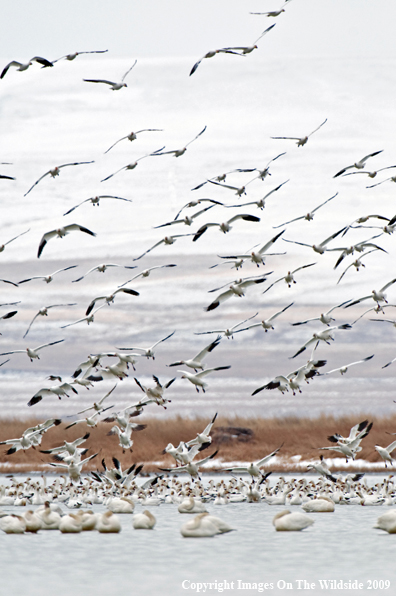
1, 0, 395, 61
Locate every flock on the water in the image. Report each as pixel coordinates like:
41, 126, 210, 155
1, 0, 396, 502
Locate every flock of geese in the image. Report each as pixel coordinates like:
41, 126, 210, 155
1, 1, 396, 524
1, 464, 396, 535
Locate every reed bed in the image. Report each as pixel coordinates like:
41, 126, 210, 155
1, 413, 395, 474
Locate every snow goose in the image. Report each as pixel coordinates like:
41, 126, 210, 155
306, 456, 337, 482
37, 223, 96, 258
178, 495, 208, 514
104, 128, 163, 153
85, 286, 139, 315
0, 514, 26, 534
0, 339, 64, 362
60, 304, 106, 328
37, 501, 62, 530
282, 226, 346, 255
25, 162, 94, 196
53, 49, 108, 62
180, 512, 220, 537
302, 497, 335, 512
374, 510, 396, 533
0, 228, 30, 252
336, 248, 383, 284
271, 118, 327, 147
132, 510, 156, 529
291, 300, 351, 326
189, 48, 244, 75
133, 233, 193, 261
49, 453, 99, 483
234, 302, 293, 334
224, 23, 276, 55
23, 303, 76, 337
72, 262, 136, 282
206, 274, 270, 311
116, 331, 175, 359
100, 147, 164, 181
375, 441, 396, 467
333, 150, 383, 177
59, 513, 83, 533
273, 192, 338, 228
216, 229, 285, 266
154, 205, 214, 229
179, 367, 230, 393
332, 235, 386, 269
23, 510, 43, 533
75, 384, 117, 415
168, 336, 221, 371
262, 262, 316, 294
223, 446, 282, 478
185, 413, 218, 450
154, 126, 206, 157
192, 213, 262, 240
273, 510, 314, 531
18, 265, 77, 284
367, 175, 396, 188
28, 381, 78, 406
160, 450, 219, 479
344, 278, 396, 308
64, 195, 133, 215
83, 59, 137, 90
290, 324, 352, 359
107, 496, 135, 513
194, 313, 259, 338
226, 179, 289, 210
1, 56, 53, 78
321, 354, 374, 376
96, 511, 121, 533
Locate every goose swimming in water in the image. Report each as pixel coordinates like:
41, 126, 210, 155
273, 510, 314, 531
132, 510, 156, 529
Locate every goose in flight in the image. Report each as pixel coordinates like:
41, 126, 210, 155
262, 262, 316, 294
332, 235, 386, 269
0, 339, 64, 362
87, 360, 130, 382
160, 449, 219, 479
191, 168, 256, 191
153, 126, 206, 157
185, 413, 218, 450
342, 164, 396, 179
207, 178, 251, 196
85, 286, 139, 315
24, 161, 94, 196
1, 56, 53, 78
271, 118, 327, 146
193, 213, 260, 242
168, 336, 221, 371
117, 264, 177, 288
227, 180, 289, 210
64, 409, 112, 430
234, 303, 293, 334
290, 324, 352, 359
273, 192, 338, 228
60, 304, 106, 328
101, 147, 164, 182
154, 205, 214, 229
64, 195, 133, 215
327, 419, 373, 445
375, 441, 396, 467
367, 175, 396, 188
206, 274, 271, 311
116, 331, 175, 359
306, 455, 337, 481
251, 1, 292, 17
282, 226, 346, 254
76, 384, 117, 415
194, 313, 259, 339
341, 214, 390, 236
104, 129, 163, 153
0, 427, 46, 455
252, 358, 324, 396
83, 59, 137, 90
336, 249, 383, 284
23, 302, 77, 338
189, 48, 244, 76
18, 265, 77, 284
49, 452, 98, 483
28, 381, 78, 406
291, 300, 351, 326
178, 366, 231, 393
224, 23, 276, 55
333, 150, 383, 178
344, 278, 396, 308
133, 234, 193, 260
37, 223, 96, 258
134, 375, 176, 404
215, 229, 285, 266
173, 198, 224, 220
53, 49, 108, 62
0, 228, 30, 252
320, 354, 374, 375
224, 446, 282, 478
72, 262, 136, 282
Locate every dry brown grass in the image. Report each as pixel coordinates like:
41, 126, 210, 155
1, 413, 395, 474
